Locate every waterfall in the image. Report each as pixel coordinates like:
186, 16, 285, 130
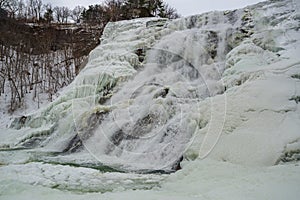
79, 26, 230, 171
3, 0, 300, 173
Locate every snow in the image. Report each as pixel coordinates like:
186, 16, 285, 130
1, 160, 299, 200
0, 162, 165, 193
0, 0, 300, 198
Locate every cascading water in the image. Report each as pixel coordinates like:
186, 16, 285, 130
79, 28, 228, 171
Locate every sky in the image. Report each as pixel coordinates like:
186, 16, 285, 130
44, 0, 265, 16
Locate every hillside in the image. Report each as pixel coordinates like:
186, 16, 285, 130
0, 18, 101, 118
0, 18, 102, 55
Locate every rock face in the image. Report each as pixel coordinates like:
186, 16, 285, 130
1, 0, 300, 175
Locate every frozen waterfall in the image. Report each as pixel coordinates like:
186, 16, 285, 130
1, 0, 300, 180
5, 12, 239, 171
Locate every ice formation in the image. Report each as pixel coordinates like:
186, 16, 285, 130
0, 0, 300, 198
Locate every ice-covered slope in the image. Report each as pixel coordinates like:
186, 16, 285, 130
1, 0, 300, 170
0, 0, 300, 198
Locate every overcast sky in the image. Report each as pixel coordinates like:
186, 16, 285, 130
44, 0, 265, 16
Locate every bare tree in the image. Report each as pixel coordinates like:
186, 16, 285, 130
104, 0, 125, 22
71, 5, 84, 23
0, 0, 10, 9
16, 0, 26, 19
61, 6, 70, 23
6, 0, 19, 18
27, 0, 34, 19
44, 3, 53, 23
53, 6, 63, 22
34, 0, 43, 21
162, 3, 179, 19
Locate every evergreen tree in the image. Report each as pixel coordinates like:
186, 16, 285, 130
44, 8, 53, 23
80, 0, 179, 25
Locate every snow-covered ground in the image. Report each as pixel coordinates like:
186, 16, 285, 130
0, 0, 300, 199
1, 160, 299, 200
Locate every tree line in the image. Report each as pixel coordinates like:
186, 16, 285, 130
0, 0, 179, 24
0, 41, 79, 111
81, 0, 179, 25
0, 0, 84, 23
